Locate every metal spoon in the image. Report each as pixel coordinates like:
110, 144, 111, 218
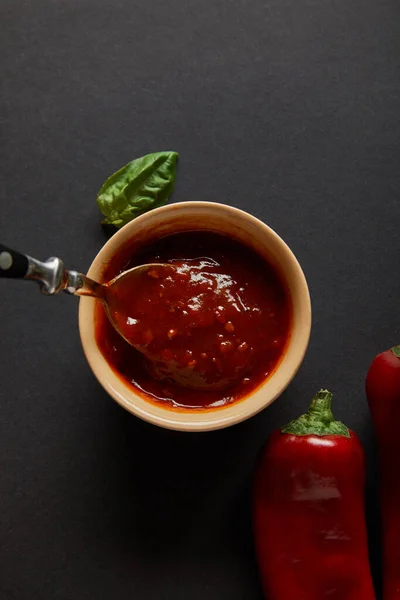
0, 242, 172, 347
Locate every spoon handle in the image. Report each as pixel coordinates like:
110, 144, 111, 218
0, 244, 30, 278
0, 242, 69, 294
0, 243, 103, 298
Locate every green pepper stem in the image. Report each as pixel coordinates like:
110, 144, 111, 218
281, 389, 350, 437
391, 345, 400, 358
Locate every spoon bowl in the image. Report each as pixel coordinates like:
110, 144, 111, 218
102, 262, 176, 346
102, 261, 241, 391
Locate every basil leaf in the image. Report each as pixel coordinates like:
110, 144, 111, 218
96, 151, 179, 228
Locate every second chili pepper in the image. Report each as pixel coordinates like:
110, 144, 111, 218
253, 389, 375, 600
366, 344, 400, 599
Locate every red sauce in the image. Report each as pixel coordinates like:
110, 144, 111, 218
95, 231, 292, 410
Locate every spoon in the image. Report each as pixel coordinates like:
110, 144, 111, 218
0, 243, 174, 347
0, 243, 259, 392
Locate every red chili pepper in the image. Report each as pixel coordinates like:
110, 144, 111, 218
252, 390, 375, 600
366, 345, 400, 599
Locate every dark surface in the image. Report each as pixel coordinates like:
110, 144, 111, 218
1, 0, 399, 598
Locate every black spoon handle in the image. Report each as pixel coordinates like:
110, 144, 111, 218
0, 243, 30, 278
0, 243, 101, 297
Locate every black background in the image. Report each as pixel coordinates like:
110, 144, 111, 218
1, 0, 400, 598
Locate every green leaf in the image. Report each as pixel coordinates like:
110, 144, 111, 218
96, 151, 179, 229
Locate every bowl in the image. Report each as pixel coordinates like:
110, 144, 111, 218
79, 202, 311, 431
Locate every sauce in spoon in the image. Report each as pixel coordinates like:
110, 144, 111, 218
106, 259, 260, 390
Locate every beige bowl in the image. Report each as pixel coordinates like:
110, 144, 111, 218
79, 202, 311, 431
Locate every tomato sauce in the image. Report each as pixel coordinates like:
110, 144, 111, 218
95, 231, 291, 410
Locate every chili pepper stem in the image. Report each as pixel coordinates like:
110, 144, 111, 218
391, 344, 400, 358
281, 389, 350, 437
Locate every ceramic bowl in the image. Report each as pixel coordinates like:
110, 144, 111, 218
79, 202, 311, 431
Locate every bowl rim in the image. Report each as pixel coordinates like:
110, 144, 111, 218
79, 201, 311, 431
